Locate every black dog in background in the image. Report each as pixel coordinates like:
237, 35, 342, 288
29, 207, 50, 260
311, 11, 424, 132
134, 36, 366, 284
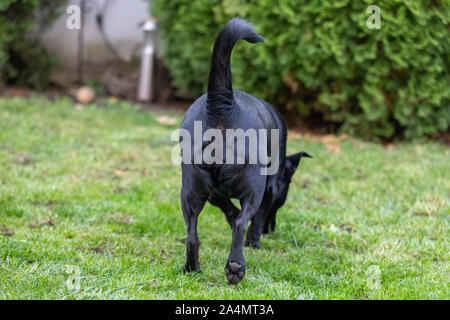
179, 18, 311, 284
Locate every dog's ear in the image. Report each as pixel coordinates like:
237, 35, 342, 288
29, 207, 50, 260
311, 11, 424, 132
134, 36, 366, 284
285, 152, 312, 177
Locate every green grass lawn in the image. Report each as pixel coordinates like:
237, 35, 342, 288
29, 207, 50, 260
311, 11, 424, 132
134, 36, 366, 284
0, 96, 448, 299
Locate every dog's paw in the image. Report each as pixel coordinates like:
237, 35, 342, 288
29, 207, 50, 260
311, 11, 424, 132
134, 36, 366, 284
224, 261, 245, 285
245, 239, 263, 249
183, 263, 201, 273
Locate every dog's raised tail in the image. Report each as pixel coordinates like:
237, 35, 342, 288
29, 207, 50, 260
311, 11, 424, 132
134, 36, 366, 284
206, 18, 264, 126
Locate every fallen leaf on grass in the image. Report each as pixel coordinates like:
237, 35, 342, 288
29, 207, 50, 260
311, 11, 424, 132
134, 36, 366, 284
287, 131, 303, 141
114, 168, 131, 176
156, 115, 177, 126
322, 135, 340, 153
325, 143, 340, 153
302, 133, 348, 142
114, 169, 124, 176
301, 133, 348, 153
109, 96, 118, 104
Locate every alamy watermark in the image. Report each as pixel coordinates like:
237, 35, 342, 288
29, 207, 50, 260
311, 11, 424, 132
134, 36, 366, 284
366, 265, 381, 290
64, 4, 382, 31
66, 5, 81, 30
366, 5, 381, 30
65, 265, 81, 290
171, 121, 280, 176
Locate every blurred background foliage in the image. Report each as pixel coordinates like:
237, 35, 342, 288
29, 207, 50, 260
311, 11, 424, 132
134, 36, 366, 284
151, 0, 449, 140
0, 0, 67, 90
0, 0, 448, 140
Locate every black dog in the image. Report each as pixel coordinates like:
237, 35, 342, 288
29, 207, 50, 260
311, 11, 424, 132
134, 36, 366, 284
179, 18, 311, 284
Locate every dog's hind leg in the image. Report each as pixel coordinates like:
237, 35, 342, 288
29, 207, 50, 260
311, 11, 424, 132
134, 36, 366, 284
225, 200, 259, 284
209, 196, 239, 229
224, 178, 264, 285
181, 188, 206, 273
245, 210, 264, 249
263, 207, 277, 234
247, 194, 276, 247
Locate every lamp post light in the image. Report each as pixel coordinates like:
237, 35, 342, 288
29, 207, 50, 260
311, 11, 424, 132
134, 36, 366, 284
137, 18, 158, 102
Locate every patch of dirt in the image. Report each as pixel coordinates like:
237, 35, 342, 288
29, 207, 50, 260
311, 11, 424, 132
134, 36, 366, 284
176, 236, 186, 244
410, 195, 447, 217
15, 156, 33, 166
0, 229, 14, 237
113, 187, 129, 194
0, 87, 33, 98
412, 211, 429, 217
90, 246, 105, 254
315, 196, 329, 204
30, 217, 55, 228
91, 171, 106, 179
432, 130, 450, 146
382, 141, 394, 150
31, 200, 64, 209
159, 248, 175, 260
107, 213, 133, 225
302, 179, 312, 189
340, 223, 355, 233
2, 85, 447, 146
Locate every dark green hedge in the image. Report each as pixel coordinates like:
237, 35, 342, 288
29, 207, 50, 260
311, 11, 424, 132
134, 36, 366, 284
151, 0, 449, 139
0, 0, 66, 90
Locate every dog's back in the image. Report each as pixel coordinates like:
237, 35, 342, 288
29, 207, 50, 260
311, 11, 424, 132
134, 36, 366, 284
181, 18, 287, 188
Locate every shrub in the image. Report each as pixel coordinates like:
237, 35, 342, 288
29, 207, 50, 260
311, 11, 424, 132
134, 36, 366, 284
0, 0, 67, 90
151, 0, 449, 139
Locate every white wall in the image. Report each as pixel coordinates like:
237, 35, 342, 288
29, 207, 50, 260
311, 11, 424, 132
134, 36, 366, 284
39, 0, 151, 68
